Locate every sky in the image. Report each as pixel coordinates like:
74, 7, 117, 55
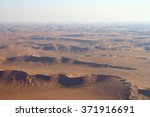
0, 0, 150, 23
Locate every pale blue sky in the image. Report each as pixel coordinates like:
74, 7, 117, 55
0, 0, 150, 23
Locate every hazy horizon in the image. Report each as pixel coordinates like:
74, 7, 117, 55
0, 0, 150, 23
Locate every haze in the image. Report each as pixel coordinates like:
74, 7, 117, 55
0, 0, 150, 23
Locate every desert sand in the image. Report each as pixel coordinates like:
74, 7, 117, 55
0, 23, 150, 100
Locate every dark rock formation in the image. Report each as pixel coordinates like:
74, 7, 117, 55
58, 74, 85, 87
35, 74, 51, 81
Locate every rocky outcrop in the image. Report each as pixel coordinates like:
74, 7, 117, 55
24, 56, 57, 63
6, 56, 137, 70
70, 46, 89, 53
0, 70, 149, 99
58, 74, 85, 87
